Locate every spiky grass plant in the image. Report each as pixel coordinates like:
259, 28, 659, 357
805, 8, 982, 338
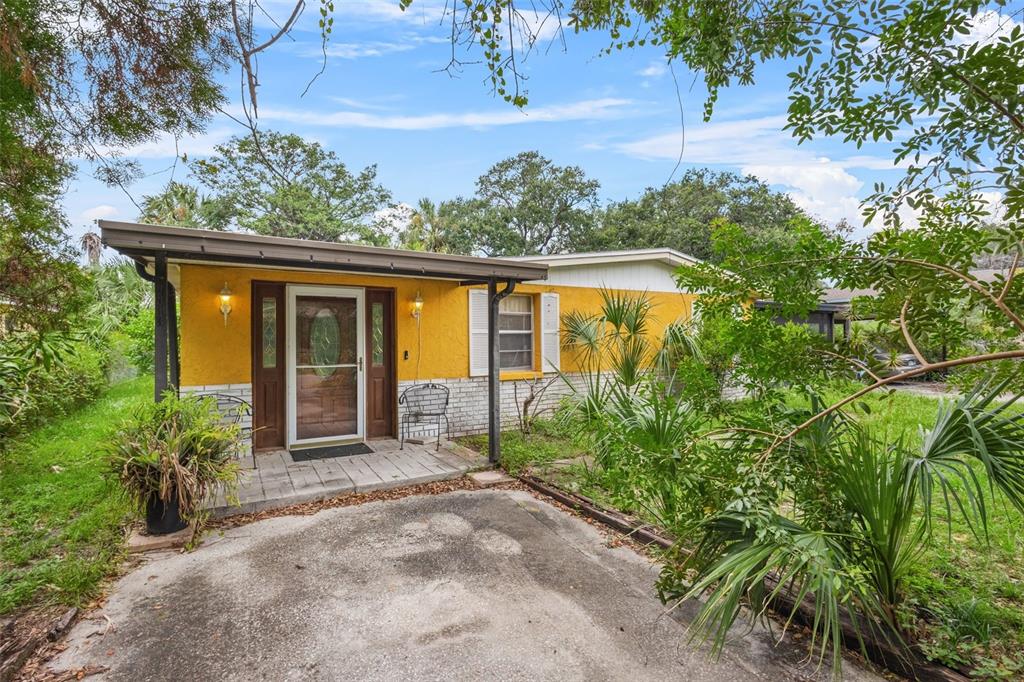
107, 393, 241, 530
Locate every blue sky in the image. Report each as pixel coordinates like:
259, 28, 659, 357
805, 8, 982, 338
66, 2, 1018, 250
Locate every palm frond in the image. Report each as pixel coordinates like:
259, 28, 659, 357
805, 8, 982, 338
678, 511, 900, 677
911, 373, 1024, 540
836, 428, 926, 607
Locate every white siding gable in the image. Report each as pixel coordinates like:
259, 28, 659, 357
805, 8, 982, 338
532, 261, 685, 293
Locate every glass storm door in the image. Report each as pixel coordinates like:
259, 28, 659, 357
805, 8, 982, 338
287, 286, 364, 446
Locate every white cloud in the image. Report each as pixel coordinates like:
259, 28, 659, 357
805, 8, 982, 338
328, 95, 404, 111
298, 35, 449, 60
742, 159, 864, 225
957, 10, 1022, 45
318, 41, 418, 59
638, 61, 667, 78
614, 114, 909, 229
91, 127, 236, 160
80, 204, 119, 223
373, 203, 415, 246
979, 191, 1007, 221
260, 98, 635, 131
340, 0, 447, 23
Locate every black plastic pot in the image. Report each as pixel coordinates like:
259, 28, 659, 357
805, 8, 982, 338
145, 491, 187, 535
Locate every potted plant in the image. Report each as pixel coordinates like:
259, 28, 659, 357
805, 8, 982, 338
108, 393, 241, 535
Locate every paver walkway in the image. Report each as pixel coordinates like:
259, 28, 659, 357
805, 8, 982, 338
210, 439, 486, 516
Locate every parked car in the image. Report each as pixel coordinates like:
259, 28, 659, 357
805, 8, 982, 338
872, 350, 923, 378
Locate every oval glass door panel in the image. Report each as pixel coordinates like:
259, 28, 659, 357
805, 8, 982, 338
310, 308, 341, 375
295, 296, 358, 440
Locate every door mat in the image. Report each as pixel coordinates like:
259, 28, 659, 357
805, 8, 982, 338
290, 443, 374, 462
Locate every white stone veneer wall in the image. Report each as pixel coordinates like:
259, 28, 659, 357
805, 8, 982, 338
398, 373, 592, 440
180, 377, 580, 442
180, 383, 254, 434
181, 376, 741, 443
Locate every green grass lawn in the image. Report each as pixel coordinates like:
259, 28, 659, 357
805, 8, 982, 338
0, 376, 150, 615
457, 418, 587, 476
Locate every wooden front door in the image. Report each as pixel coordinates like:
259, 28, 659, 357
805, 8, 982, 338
252, 282, 285, 450
365, 288, 395, 438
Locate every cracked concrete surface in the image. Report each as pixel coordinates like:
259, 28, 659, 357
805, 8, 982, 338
52, 489, 880, 681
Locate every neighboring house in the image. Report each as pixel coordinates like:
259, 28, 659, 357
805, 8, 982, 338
755, 299, 850, 342
760, 267, 1017, 342
99, 221, 697, 461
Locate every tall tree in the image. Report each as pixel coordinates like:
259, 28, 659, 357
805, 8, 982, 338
192, 132, 393, 243
593, 170, 808, 261
138, 181, 227, 229
471, 151, 600, 256
409, 0, 1022, 227
399, 198, 477, 254
0, 0, 232, 334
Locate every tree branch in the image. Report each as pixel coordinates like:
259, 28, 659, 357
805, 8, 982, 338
247, 1, 305, 56
815, 348, 882, 382
762, 348, 1024, 460
898, 298, 927, 366
998, 250, 1021, 303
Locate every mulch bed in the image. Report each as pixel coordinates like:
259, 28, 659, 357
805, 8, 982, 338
206, 477, 480, 530
1, 605, 90, 682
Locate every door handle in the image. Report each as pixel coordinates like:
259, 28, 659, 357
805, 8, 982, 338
358, 357, 363, 372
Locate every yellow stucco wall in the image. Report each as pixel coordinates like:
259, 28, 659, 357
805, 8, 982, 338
178, 264, 696, 386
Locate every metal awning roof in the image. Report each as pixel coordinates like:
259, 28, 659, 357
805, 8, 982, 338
99, 220, 548, 282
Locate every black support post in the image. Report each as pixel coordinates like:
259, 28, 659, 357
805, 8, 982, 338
487, 278, 516, 464
167, 283, 180, 395
154, 254, 169, 403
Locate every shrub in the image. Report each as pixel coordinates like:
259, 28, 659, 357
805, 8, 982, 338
667, 377, 1024, 676
107, 393, 241, 529
0, 338, 106, 446
121, 308, 155, 373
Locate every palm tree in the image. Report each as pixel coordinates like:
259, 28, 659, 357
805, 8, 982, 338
402, 198, 441, 252
678, 377, 1024, 675
139, 182, 215, 228
80, 231, 102, 268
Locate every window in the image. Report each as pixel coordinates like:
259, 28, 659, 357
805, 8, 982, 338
261, 297, 277, 368
498, 295, 533, 370
371, 301, 384, 366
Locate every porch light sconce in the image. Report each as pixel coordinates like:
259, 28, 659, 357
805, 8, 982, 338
219, 282, 233, 326
411, 291, 424, 320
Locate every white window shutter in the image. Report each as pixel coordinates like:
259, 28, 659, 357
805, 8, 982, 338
468, 289, 489, 376
541, 292, 560, 372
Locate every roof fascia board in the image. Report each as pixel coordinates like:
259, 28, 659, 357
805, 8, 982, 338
515, 250, 699, 269
100, 220, 547, 282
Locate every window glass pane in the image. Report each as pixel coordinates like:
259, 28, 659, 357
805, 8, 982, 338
500, 350, 532, 370
497, 295, 533, 370
499, 314, 531, 331
371, 302, 384, 366
499, 295, 532, 314
499, 332, 532, 352
261, 297, 276, 368
296, 296, 357, 366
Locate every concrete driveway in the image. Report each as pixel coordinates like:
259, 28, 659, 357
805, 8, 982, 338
52, 489, 878, 681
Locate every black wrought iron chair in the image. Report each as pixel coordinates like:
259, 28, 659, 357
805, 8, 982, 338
398, 383, 451, 450
208, 394, 255, 469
